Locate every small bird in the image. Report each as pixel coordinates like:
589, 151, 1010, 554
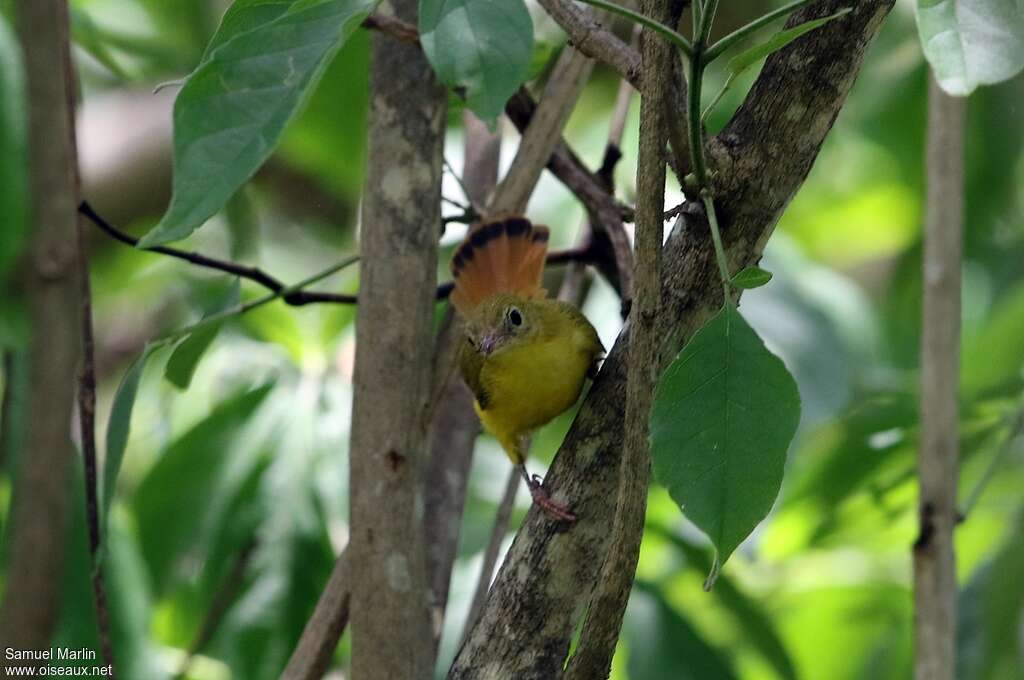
450, 216, 604, 521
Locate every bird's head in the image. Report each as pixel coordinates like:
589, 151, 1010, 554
463, 293, 541, 357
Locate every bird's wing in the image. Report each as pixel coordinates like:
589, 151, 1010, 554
457, 339, 490, 409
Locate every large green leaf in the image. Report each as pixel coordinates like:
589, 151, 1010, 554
957, 510, 1024, 680
133, 384, 273, 593
915, 0, 1024, 96
625, 583, 737, 680
654, 526, 798, 680
419, 0, 533, 125
139, 0, 377, 246
650, 303, 801, 582
0, 13, 26, 280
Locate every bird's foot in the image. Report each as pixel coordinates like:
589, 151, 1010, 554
526, 474, 576, 522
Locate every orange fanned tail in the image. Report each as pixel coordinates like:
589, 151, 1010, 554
449, 216, 549, 314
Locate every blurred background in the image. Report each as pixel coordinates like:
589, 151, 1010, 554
0, 0, 1022, 678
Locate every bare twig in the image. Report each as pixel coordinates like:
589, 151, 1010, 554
347, 0, 444, 672
913, 73, 965, 680
280, 550, 351, 680
459, 468, 519, 647
536, 0, 642, 86
78, 202, 359, 305
491, 48, 596, 213
0, 0, 83, 665
176, 537, 258, 680
83, 202, 595, 307
563, 1, 670, 676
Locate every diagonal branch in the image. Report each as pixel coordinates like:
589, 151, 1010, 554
449, 1, 896, 676
562, 0, 671, 675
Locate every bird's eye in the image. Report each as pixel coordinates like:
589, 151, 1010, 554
508, 307, 523, 327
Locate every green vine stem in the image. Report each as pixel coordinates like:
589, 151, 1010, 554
686, 0, 731, 301
704, 0, 815, 62
576, 0, 694, 57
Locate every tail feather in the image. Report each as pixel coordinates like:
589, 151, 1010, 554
450, 216, 549, 314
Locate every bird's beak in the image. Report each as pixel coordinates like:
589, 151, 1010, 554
480, 331, 503, 356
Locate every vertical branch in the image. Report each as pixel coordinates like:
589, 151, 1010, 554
914, 74, 965, 680
563, 1, 669, 677
423, 110, 500, 667
0, 0, 81, 663
348, 0, 447, 675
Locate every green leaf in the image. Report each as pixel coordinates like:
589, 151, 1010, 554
103, 343, 166, 519
729, 266, 773, 290
727, 8, 852, 76
164, 279, 241, 390
653, 526, 798, 680
419, 0, 534, 125
70, 8, 131, 80
625, 582, 738, 680
138, 0, 377, 246
0, 13, 26, 281
916, 0, 1024, 96
134, 384, 274, 593
957, 510, 1024, 679
650, 303, 801, 584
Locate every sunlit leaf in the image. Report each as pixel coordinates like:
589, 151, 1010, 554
650, 303, 801, 584
957, 510, 1024, 679
419, 0, 533, 125
730, 266, 773, 290
139, 0, 377, 246
915, 0, 1024, 96
625, 583, 737, 680
654, 527, 798, 680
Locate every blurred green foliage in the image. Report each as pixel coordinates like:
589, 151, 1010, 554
0, 0, 1021, 678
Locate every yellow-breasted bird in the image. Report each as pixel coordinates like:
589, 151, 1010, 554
450, 216, 604, 521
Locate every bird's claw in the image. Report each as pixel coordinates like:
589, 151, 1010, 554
527, 477, 577, 523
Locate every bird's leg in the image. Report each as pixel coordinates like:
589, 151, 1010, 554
517, 464, 576, 522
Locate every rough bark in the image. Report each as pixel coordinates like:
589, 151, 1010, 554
348, 0, 446, 675
562, 0, 670, 676
0, 0, 82, 663
449, 1, 894, 676
913, 74, 964, 680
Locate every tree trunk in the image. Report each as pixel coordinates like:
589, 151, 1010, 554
348, 0, 447, 675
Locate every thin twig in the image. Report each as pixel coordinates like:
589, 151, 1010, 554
459, 467, 519, 648
78, 202, 359, 305
82, 202, 595, 308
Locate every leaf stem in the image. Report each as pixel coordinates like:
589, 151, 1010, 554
575, 0, 694, 57
701, 191, 732, 299
704, 0, 814, 62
